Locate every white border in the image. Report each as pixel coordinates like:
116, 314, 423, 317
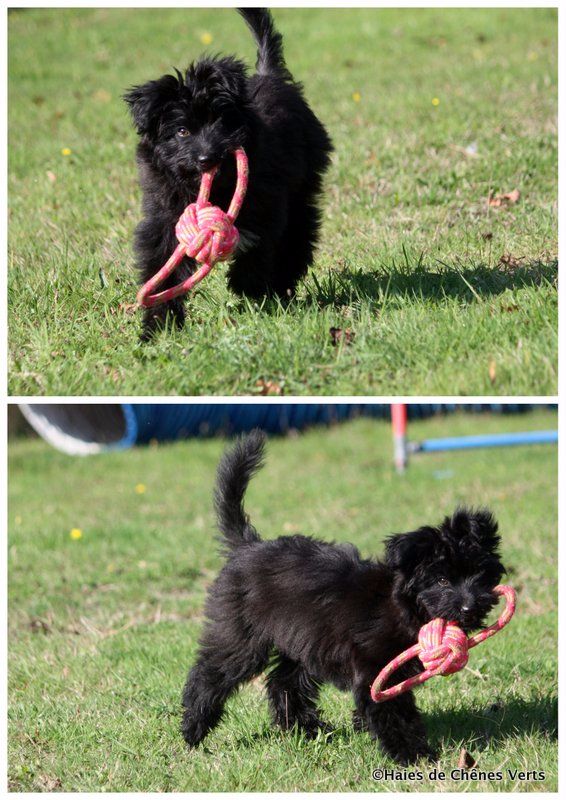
4, 1, 561, 797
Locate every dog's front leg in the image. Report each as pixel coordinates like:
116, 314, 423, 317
353, 682, 436, 765
140, 294, 187, 343
134, 216, 192, 341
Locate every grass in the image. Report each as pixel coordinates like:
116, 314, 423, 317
8, 8, 557, 396
8, 410, 557, 791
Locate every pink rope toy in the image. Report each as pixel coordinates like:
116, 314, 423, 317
371, 584, 516, 703
137, 148, 249, 309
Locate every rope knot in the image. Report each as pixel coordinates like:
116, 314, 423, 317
176, 203, 239, 265
418, 619, 469, 675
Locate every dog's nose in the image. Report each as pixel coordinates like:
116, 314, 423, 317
198, 154, 217, 171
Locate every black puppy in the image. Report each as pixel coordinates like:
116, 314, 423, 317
181, 431, 506, 764
124, 8, 333, 340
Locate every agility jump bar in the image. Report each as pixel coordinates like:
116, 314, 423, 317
410, 430, 558, 453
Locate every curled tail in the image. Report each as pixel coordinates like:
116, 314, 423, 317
214, 429, 266, 548
238, 8, 292, 80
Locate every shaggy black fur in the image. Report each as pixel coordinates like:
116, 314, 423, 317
181, 431, 506, 764
124, 8, 333, 340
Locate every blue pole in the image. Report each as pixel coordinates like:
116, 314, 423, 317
413, 430, 558, 453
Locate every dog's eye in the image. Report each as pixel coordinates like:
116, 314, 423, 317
177, 127, 190, 138
437, 577, 449, 587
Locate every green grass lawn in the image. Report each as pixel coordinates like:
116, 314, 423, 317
8, 8, 557, 396
8, 410, 557, 791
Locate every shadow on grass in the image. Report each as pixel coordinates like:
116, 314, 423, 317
128, 257, 557, 357
302, 259, 558, 310
128, 259, 557, 333
428, 695, 557, 750
231, 695, 556, 753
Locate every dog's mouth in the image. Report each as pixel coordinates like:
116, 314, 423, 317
418, 594, 495, 633
455, 614, 483, 634
175, 162, 204, 186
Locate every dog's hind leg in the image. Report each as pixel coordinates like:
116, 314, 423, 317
181, 634, 269, 747
227, 241, 282, 300
353, 681, 436, 765
266, 654, 329, 739
270, 192, 324, 296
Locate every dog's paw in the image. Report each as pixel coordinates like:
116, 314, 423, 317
140, 301, 185, 342
352, 711, 369, 732
303, 719, 334, 741
385, 743, 437, 766
139, 325, 157, 343
181, 716, 209, 749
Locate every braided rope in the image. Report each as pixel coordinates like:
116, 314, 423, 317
136, 148, 249, 309
370, 584, 516, 703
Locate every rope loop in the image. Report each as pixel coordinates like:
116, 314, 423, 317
370, 584, 516, 703
137, 148, 248, 309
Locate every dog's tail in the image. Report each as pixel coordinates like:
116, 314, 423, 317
238, 8, 291, 80
214, 429, 266, 549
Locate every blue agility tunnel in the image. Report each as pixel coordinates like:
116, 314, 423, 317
19, 403, 551, 456
19, 404, 374, 455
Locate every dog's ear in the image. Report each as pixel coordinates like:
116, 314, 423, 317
385, 527, 439, 575
188, 57, 247, 106
213, 57, 247, 100
123, 74, 180, 136
443, 507, 501, 553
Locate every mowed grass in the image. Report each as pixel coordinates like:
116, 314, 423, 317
8, 410, 557, 791
8, 8, 557, 396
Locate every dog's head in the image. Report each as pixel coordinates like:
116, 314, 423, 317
124, 57, 254, 185
385, 508, 505, 632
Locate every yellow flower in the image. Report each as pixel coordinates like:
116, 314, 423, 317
431, 97, 440, 107
15, 515, 22, 525
61, 147, 72, 156
527, 51, 538, 62
135, 483, 146, 494
352, 91, 361, 103
200, 32, 213, 46
70, 528, 82, 540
